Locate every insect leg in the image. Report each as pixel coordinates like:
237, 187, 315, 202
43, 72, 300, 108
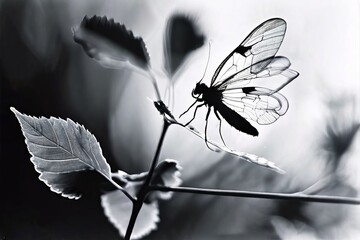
184, 103, 205, 126
214, 110, 227, 147
179, 99, 198, 118
204, 107, 216, 151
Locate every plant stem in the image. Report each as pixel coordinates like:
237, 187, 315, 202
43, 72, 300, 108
124, 120, 170, 240
144, 121, 170, 185
148, 68, 162, 101
108, 178, 135, 203
297, 174, 337, 195
149, 185, 360, 205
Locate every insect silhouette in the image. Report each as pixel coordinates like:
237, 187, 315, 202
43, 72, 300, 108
180, 18, 299, 147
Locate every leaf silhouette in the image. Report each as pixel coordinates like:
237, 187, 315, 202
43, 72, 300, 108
11, 107, 112, 199
164, 14, 205, 78
73, 15, 150, 70
184, 124, 285, 174
102, 160, 182, 239
101, 190, 159, 240
149, 159, 182, 200
321, 96, 360, 170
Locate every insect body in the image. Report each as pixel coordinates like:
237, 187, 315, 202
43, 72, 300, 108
191, 83, 259, 138
180, 18, 299, 146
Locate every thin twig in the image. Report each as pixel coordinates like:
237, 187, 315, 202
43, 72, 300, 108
124, 120, 170, 240
108, 178, 135, 203
148, 68, 162, 101
149, 185, 360, 205
297, 174, 338, 195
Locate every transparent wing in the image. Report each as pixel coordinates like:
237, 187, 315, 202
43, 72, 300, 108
222, 87, 289, 125
211, 18, 286, 86
219, 57, 299, 125
215, 56, 298, 91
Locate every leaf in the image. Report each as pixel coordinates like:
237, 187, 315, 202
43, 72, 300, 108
111, 159, 182, 201
103, 160, 182, 239
152, 100, 284, 173
321, 96, 360, 170
184, 124, 285, 174
11, 107, 112, 199
112, 170, 147, 198
148, 156, 283, 239
73, 15, 150, 70
164, 14, 205, 78
150, 159, 182, 200
271, 216, 318, 240
101, 190, 159, 240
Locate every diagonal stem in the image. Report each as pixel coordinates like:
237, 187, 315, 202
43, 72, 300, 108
296, 174, 338, 195
148, 68, 162, 101
149, 185, 360, 205
124, 119, 170, 240
108, 178, 135, 203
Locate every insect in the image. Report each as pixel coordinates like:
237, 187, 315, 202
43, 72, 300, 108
180, 18, 299, 147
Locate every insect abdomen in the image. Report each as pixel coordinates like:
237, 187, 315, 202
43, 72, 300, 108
217, 103, 259, 136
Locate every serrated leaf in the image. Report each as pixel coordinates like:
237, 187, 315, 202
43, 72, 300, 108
151, 100, 283, 173
104, 160, 182, 238
111, 159, 182, 201
184, 124, 285, 174
150, 159, 182, 200
11, 107, 112, 199
73, 15, 150, 70
101, 190, 159, 240
164, 14, 205, 78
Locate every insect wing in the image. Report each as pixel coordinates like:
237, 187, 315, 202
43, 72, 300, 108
222, 87, 289, 125
219, 57, 299, 125
210, 18, 286, 86
239, 18, 286, 73
215, 56, 297, 92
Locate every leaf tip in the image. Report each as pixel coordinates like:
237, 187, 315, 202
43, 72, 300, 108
275, 167, 286, 175
10, 106, 19, 115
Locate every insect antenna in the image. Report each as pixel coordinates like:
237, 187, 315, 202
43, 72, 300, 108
198, 41, 212, 84
179, 41, 212, 119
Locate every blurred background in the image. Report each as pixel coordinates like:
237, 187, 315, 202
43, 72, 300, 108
1, 0, 360, 239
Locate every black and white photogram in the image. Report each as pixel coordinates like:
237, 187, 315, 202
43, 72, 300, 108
1, 0, 360, 239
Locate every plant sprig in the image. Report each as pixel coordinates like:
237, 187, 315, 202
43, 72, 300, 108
10, 14, 360, 240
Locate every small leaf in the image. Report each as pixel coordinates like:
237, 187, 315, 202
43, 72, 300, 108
111, 160, 182, 201
150, 159, 182, 200
185, 124, 285, 174
101, 190, 159, 240
152, 100, 284, 173
112, 170, 147, 198
73, 15, 150, 70
104, 160, 182, 238
321, 96, 360, 170
11, 107, 112, 199
164, 14, 205, 77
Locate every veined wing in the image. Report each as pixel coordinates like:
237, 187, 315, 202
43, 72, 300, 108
218, 57, 299, 125
222, 87, 290, 125
215, 56, 298, 92
211, 18, 286, 86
